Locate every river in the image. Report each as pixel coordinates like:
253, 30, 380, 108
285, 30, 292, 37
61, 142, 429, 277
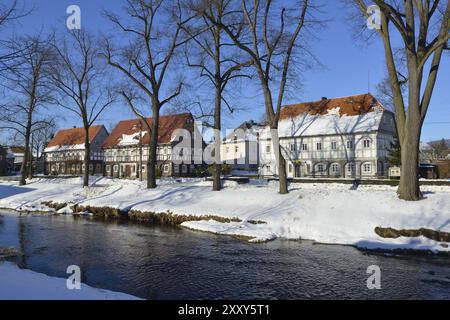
1, 211, 450, 299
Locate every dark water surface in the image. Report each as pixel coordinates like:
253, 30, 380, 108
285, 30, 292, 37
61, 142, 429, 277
1, 211, 450, 300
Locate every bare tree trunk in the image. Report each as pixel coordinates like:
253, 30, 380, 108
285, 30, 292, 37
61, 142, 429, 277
397, 101, 422, 200
271, 126, 288, 194
147, 105, 159, 189
19, 117, 32, 186
28, 134, 33, 180
213, 67, 222, 191
83, 127, 90, 188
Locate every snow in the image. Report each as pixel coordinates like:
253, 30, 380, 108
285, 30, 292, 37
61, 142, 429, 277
277, 107, 384, 138
118, 132, 147, 146
0, 177, 450, 252
0, 262, 140, 300
44, 144, 85, 153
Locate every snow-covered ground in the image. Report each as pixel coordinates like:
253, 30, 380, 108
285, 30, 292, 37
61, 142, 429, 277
0, 177, 449, 252
0, 261, 140, 300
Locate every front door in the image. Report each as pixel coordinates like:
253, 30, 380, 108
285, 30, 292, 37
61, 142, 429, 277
125, 165, 131, 178
294, 164, 301, 178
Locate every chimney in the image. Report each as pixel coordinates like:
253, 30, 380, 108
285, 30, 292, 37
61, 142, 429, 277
321, 97, 328, 100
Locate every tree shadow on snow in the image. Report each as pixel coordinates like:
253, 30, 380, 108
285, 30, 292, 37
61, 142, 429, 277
0, 185, 36, 201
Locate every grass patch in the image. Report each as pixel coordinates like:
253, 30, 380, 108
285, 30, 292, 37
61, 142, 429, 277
128, 210, 241, 226
375, 226, 450, 243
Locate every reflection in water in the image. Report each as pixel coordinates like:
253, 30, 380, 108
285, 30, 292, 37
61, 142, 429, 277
1, 212, 450, 300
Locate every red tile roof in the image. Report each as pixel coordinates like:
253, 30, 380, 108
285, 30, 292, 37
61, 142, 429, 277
280, 93, 384, 120
46, 125, 105, 148
102, 113, 194, 148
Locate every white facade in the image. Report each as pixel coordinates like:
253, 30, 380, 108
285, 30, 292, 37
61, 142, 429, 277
258, 102, 397, 179
220, 122, 264, 172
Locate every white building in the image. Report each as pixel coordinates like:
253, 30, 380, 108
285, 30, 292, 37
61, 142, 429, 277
259, 93, 397, 178
220, 120, 265, 173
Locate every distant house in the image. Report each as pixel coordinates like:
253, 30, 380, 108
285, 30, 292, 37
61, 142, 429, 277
5, 146, 26, 173
258, 93, 398, 178
221, 120, 265, 173
102, 113, 204, 179
43, 126, 109, 175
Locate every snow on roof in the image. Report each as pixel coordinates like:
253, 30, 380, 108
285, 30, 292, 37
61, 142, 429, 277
278, 93, 386, 137
44, 126, 105, 153
102, 113, 193, 148
118, 131, 148, 146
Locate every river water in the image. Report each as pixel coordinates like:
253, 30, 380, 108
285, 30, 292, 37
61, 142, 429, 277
1, 211, 450, 300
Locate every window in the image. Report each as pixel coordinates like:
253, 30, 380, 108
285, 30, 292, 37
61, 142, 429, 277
163, 164, 170, 173
346, 163, 355, 173
316, 143, 322, 151
363, 163, 372, 173
113, 165, 119, 173
302, 144, 308, 151
317, 164, 325, 173
235, 146, 239, 153
266, 145, 271, 153
331, 141, 337, 150
106, 165, 111, 172
142, 165, 146, 172
89, 164, 94, 170
182, 165, 187, 173
347, 141, 353, 149
72, 164, 76, 171
290, 144, 296, 152
331, 164, 340, 173
289, 164, 293, 173
363, 139, 371, 148
174, 165, 179, 174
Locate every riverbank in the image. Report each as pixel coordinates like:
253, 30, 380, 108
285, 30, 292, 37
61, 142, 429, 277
0, 261, 140, 300
0, 177, 449, 253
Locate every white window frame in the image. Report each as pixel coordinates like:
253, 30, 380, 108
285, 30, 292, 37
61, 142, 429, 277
163, 164, 170, 173
331, 141, 337, 150
331, 164, 340, 173
316, 143, 322, 151
290, 144, 296, 152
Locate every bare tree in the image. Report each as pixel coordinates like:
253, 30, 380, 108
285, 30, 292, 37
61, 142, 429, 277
103, 0, 195, 189
0, 35, 55, 185
185, 0, 251, 191
51, 30, 115, 187
0, 0, 31, 74
204, 0, 315, 194
31, 118, 56, 169
350, 0, 450, 200
427, 138, 449, 160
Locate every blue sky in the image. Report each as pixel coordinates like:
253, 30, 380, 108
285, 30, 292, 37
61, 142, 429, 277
3, 0, 450, 142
